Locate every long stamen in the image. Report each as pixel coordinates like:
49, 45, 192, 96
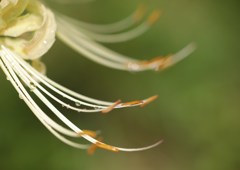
56, 8, 161, 44
5, 46, 155, 113
54, 3, 147, 34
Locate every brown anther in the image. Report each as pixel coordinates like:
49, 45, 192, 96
87, 137, 119, 155
159, 56, 172, 70
78, 130, 97, 138
95, 142, 119, 153
140, 95, 158, 107
151, 56, 172, 70
87, 137, 103, 155
121, 100, 143, 107
101, 100, 122, 114
142, 56, 172, 71
147, 10, 162, 25
133, 4, 146, 21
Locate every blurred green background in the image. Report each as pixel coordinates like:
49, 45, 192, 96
0, 0, 239, 170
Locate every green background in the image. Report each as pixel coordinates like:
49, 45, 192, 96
0, 0, 239, 169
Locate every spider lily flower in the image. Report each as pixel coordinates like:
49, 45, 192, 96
0, 0, 195, 153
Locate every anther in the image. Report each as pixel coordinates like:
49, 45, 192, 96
102, 100, 121, 114
143, 56, 172, 71
121, 100, 144, 107
78, 130, 98, 138
141, 95, 158, 107
152, 56, 172, 71
95, 141, 119, 152
87, 137, 103, 155
87, 137, 119, 155
147, 10, 162, 25
133, 4, 146, 22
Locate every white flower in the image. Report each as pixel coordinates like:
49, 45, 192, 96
0, 0, 195, 154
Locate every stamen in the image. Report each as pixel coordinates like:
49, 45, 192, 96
147, 10, 161, 25
102, 100, 121, 114
54, 3, 148, 35
118, 140, 164, 152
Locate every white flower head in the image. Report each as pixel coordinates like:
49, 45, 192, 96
0, 0, 195, 154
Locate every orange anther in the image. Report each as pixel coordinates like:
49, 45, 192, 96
144, 56, 172, 71
95, 142, 119, 152
102, 100, 121, 114
148, 10, 162, 25
152, 56, 172, 70
87, 137, 119, 155
121, 100, 143, 106
141, 95, 158, 107
159, 56, 172, 69
79, 130, 97, 138
134, 4, 146, 21
87, 137, 103, 155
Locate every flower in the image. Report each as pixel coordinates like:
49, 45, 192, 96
0, 0, 195, 154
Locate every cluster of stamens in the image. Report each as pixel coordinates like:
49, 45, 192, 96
0, 0, 195, 154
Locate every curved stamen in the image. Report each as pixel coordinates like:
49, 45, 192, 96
56, 9, 161, 43
88, 138, 163, 154
54, 3, 147, 34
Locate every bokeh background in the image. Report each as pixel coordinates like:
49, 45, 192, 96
0, 0, 239, 170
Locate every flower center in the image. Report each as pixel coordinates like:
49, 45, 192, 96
0, 0, 56, 60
